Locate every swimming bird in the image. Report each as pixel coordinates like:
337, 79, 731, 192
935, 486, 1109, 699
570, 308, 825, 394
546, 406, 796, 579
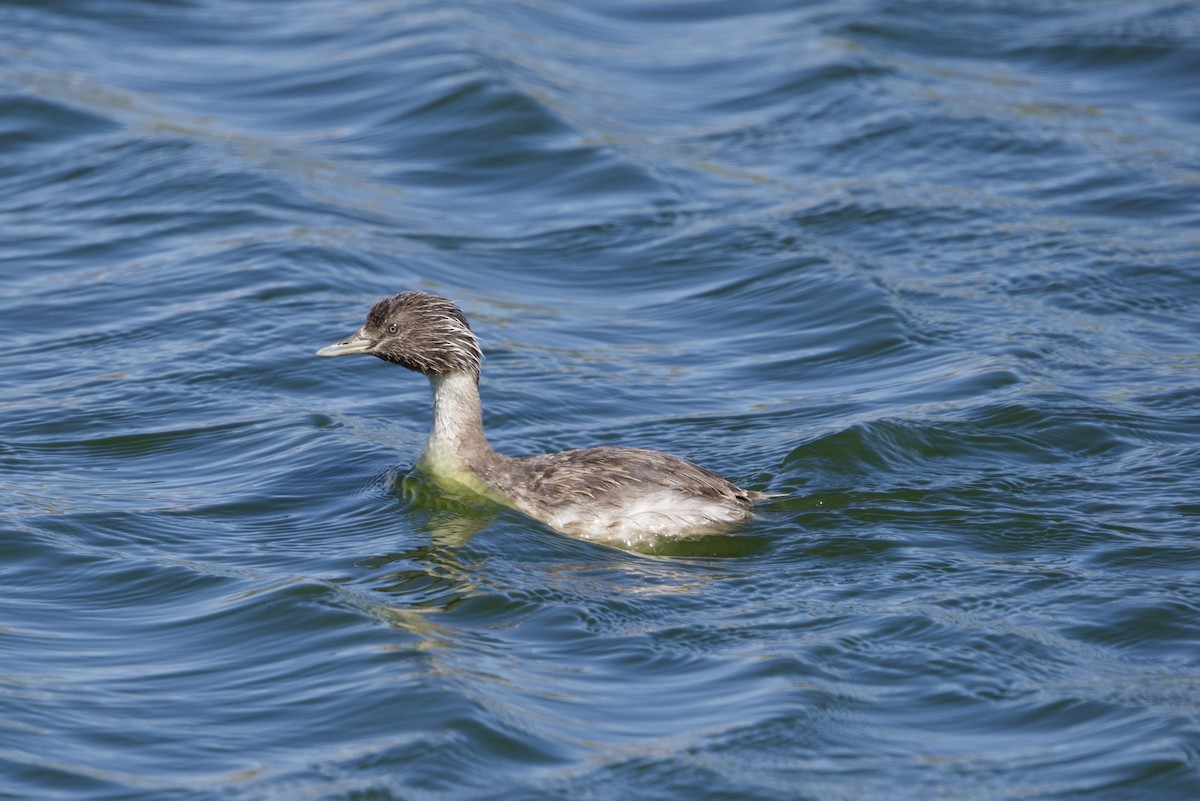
317, 291, 767, 544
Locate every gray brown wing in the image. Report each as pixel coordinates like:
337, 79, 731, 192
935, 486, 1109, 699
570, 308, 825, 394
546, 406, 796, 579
492, 446, 760, 509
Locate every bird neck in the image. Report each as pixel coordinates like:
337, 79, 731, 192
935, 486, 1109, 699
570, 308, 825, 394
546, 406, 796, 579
420, 371, 498, 479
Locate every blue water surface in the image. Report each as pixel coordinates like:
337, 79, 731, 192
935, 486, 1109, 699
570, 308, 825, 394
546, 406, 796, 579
2, 1, 1199, 799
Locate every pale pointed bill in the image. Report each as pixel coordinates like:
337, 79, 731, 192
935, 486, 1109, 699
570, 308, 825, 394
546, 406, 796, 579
316, 331, 375, 357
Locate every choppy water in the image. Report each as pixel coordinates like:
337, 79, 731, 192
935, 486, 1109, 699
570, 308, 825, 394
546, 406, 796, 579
3, 1, 1199, 799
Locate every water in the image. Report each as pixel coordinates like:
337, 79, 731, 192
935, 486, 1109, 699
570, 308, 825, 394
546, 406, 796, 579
2, 0, 1199, 798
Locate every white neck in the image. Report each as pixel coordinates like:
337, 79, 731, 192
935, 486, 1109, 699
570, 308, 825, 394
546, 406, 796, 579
421, 371, 495, 476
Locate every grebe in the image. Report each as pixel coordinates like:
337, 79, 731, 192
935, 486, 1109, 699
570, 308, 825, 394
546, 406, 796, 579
317, 291, 767, 544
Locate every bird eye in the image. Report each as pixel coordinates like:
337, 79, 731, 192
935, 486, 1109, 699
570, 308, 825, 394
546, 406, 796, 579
388, 324, 398, 334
